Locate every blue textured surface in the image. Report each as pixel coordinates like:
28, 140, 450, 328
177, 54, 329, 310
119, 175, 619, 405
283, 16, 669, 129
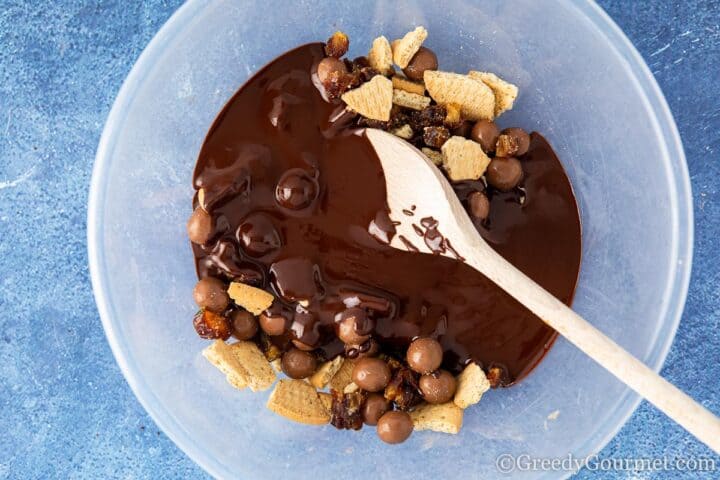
0, 1, 718, 478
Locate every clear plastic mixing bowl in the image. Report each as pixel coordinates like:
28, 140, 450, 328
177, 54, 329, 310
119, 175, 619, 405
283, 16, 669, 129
88, 1, 692, 478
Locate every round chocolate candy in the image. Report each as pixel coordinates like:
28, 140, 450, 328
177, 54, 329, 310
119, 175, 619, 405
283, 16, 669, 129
468, 191, 490, 221
236, 213, 282, 257
406, 337, 443, 374
419, 370, 457, 404
352, 357, 391, 392
192, 277, 230, 313
281, 348, 317, 379
187, 207, 214, 245
362, 393, 390, 426
317, 57, 347, 84
501, 127, 531, 156
403, 47, 438, 81
259, 312, 287, 336
231, 310, 258, 340
275, 169, 318, 210
470, 120, 500, 153
376, 411, 413, 444
337, 308, 371, 345
486, 157, 523, 191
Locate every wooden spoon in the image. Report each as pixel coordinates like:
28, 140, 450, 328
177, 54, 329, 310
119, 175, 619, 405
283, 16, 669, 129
365, 128, 720, 454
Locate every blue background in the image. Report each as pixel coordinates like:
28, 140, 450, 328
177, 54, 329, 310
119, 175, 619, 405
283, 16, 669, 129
0, 1, 718, 478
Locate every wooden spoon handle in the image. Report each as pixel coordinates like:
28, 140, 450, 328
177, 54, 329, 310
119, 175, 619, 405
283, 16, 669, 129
462, 234, 720, 455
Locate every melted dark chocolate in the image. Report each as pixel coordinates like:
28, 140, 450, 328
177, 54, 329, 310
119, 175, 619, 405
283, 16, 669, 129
192, 44, 581, 384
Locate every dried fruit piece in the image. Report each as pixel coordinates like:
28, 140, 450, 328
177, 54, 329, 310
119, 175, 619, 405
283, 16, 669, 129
330, 390, 365, 430
392, 89, 431, 111
486, 364, 510, 388
341, 75, 393, 121
441, 136, 491, 181
495, 133, 523, 158
410, 402, 463, 434
392, 26, 428, 69
325, 31, 349, 58
367, 36, 394, 75
453, 362, 490, 408
423, 126, 450, 148
468, 71, 518, 117
193, 309, 231, 340
424, 70, 495, 121
227, 282, 274, 315
267, 379, 330, 425
383, 367, 422, 411
391, 76, 426, 95
391, 124, 414, 140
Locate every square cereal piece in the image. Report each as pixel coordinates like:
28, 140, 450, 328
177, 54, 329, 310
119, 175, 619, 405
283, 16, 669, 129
392, 26, 428, 69
227, 282, 273, 315
318, 391, 333, 414
202, 340, 246, 390
266, 379, 330, 425
341, 75, 393, 121
392, 89, 431, 111
391, 124, 414, 140
392, 76, 426, 96
410, 402, 464, 434
228, 341, 276, 392
367, 36, 394, 75
441, 136, 491, 181
453, 362, 490, 409
309, 356, 345, 389
328, 358, 356, 393
421, 148, 443, 166
468, 71, 518, 117
424, 70, 495, 121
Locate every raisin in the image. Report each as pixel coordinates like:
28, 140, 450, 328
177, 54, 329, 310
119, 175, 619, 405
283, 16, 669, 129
324, 31, 349, 58
423, 126, 450, 148
193, 309, 230, 340
330, 390, 365, 430
408, 105, 447, 131
322, 71, 355, 100
384, 367, 422, 411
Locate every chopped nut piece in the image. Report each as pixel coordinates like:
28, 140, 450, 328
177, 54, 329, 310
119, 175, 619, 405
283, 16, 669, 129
267, 379, 330, 425
325, 31, 349, 58
391, 124, 414, 140
367, 36, 394, 75
495, 134, 521, 158
424, 70, 495, 121
202, 340, 247, 389
392, 89, 432, 111
309, 356, 345, 389
318, 391, 333, 414
193, 309, 231, 340
444, 103, 462, 128
441, 136, 491, 181
423, 126, 450, 148
341, 75, 393, 121
344, 382, 360, 394
391, 76, 426, 95
453, 362, 490, 408
384, 366, 422, 411
468, 71, 518, 117
486, 364, 509, 388
328, 358, 356, 393
258, 332, 282, 362
421, 148, 443, 166
330, 390, 365, 430
228, 282, 274, 315
228, 341, 276, 391
392, 26, 428, 69
410, 402, 463, 434
197, 188, 207, 211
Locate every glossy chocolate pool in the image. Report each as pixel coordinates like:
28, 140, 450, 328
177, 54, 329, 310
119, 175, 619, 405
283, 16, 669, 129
192, 43, 581, 384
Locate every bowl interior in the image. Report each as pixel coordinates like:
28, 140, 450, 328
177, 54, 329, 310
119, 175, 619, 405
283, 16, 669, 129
89, 1, 692, 478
